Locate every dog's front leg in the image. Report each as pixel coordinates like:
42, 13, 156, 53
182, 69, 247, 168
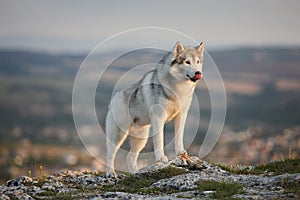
150, 105, 168, 163
174, 110, 189, 155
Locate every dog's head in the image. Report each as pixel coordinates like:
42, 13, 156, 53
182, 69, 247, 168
169, 41, 204, 83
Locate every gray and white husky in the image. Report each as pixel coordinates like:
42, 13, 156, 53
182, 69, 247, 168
106, 41, 204, 177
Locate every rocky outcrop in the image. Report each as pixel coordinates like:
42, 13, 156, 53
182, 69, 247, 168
1, 155, 299, 199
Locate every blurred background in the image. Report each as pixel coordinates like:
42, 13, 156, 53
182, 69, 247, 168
0, 0, 300, 184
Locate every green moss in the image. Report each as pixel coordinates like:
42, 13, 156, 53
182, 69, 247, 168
101, 166, 188, 194
195, 180, 244, 199
217, 158, 300, 175
215, 164, 234, 173
33, 179, 46, 187
176, 194, 193, 199
280, 177, 300, 197
253, 159, 300, 175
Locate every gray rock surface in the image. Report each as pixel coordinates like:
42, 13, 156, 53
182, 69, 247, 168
1, 155, 299, 199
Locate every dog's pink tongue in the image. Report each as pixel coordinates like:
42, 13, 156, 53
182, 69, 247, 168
195, 73, 202, 80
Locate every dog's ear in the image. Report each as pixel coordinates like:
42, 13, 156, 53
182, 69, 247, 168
197, 42, 205, 57
173, 41, 184, 58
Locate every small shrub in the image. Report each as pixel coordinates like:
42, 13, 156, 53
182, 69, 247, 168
101, 166, 188, 194
217, 158, 300, 175
280, 177, 300, 197
253, 158, 300, 175
195, 180, 244, 199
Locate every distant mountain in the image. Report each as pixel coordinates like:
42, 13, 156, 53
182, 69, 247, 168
0, 50, 83, 76
212, 48, 300, 79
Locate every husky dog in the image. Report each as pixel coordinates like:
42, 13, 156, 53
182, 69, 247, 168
106, 41, 204, 177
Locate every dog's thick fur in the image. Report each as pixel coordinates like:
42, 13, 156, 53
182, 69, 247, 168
106, 41, 204, 177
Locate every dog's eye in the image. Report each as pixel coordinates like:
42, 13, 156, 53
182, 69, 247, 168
185, 60, 191, 65
197, 60, 200, 64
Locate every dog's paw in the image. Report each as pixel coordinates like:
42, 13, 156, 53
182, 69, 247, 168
106, 171, 117, 178
159, 155, 169, 163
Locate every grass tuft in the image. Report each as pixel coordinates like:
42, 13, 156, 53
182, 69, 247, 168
253, 158, 300, 175
281, 177, 300, 198
101, 166, 188, 194
217, 158, 300, 175
195, 180, 244, 199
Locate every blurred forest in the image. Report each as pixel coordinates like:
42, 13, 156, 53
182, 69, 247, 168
0, 48, 299, 184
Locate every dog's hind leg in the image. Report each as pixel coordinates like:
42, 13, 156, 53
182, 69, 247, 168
127, 126, 149, 173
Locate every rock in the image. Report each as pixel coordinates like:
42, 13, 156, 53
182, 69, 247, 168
0, 194, 10, 200
1, 155, 299, 199
4, 176, 32, 187
9, 193, 34, 200
152, 173, 202, 190
92, 192, 186, 200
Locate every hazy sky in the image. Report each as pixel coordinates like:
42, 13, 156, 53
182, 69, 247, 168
0, 0, 300, 52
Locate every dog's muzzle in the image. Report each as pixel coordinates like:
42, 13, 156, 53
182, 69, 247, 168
187, 71, 202, 82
